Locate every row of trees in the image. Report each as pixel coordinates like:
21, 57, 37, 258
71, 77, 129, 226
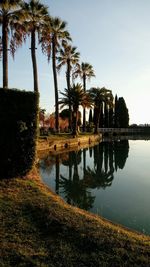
60, 85, 115, 135
0, 1, 129, 136
88, 95, 129, 129
40, 85, 129, 136
0, 1, 95, 129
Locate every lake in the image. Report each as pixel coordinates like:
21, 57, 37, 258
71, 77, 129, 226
39, 137, 150, 235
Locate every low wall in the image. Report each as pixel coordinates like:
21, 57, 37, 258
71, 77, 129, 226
37, 134, 102, 157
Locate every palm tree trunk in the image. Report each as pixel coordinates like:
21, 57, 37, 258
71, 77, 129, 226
2, 17, 8, 88
52, 38, 59, 133
31, 30, 38, 93
94, 105, 101, 134
83, 74, 86, 132
67, 59, 72, 132
72, 107, 78, 136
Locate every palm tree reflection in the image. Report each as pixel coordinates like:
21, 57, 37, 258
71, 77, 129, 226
40, 140, 129, 211
60, 151, 95, 210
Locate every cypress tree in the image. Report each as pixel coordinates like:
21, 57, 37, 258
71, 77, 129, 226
99, 104, 103, 127
114, 94, 118, 127
109, 106, 114, 127
115, 97, 129, 127
89, 109, 93, 125
104, 102, 109, 127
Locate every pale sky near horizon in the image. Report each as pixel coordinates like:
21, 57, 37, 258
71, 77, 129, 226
0, 0, 150, 125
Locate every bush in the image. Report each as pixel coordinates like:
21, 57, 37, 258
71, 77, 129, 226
0, 88, 38, 178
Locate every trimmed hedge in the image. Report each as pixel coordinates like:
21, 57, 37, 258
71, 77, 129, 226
0, 88, 38, 178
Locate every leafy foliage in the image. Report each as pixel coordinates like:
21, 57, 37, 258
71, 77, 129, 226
73, 62, 95, 83
57, 42, 80, 74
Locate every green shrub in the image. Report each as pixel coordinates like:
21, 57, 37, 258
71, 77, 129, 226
0, 88, 38, 178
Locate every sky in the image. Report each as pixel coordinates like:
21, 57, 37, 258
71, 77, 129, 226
0, 0, 150, 125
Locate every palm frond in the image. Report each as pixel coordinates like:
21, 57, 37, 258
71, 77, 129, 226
57, 43, 80, 73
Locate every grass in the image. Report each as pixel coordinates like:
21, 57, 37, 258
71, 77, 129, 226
1, 168, 150, 267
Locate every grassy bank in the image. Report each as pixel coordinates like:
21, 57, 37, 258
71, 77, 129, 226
1, 168, 150, 267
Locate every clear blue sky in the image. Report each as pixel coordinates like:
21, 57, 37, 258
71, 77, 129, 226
0, 0, 150, 124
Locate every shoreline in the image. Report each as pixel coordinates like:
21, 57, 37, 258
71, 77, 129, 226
1, 136, 150, 266
37, 133, 102, 158
37, 138, 150, 238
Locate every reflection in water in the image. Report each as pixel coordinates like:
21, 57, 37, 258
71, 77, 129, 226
39, 139, 150, 235
40, 140, 129, 210
60, 150, 95, 210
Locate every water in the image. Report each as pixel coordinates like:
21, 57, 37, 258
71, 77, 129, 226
39, 138, 150, 235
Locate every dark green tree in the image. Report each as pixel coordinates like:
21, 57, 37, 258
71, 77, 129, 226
99, 104, 103, 128
109, 105, 114, 127
89, 87, 113, 134
59, 108, 70, 119
114, 94, 118, 127
115, 97, 129, 127
88, 108, 93, 125
104, 102, 109, 127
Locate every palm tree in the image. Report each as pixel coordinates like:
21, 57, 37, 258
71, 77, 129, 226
89, 87, 113, 134
41, 17, 71, 133
51, 18, 71, 133
0, 0, 22, 88
73, 62, 95, 132
59, 83, 92, 136
19, 0, 49, 93
57, 42, 80, 131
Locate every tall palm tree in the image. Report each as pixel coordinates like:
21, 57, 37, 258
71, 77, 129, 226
89, 87, 113, 134
73, 62, 95, 132
40, 17, 71, 133
57, 42, 80, 131
59, 83, 92, 136
20, 0, 49, 93
51, 18, 72, 133
0, 0, 22, 88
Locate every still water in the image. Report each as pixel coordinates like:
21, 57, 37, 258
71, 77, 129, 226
39, 138, 150, 235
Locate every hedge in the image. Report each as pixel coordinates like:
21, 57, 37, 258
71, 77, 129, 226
0, 88, 38, 178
